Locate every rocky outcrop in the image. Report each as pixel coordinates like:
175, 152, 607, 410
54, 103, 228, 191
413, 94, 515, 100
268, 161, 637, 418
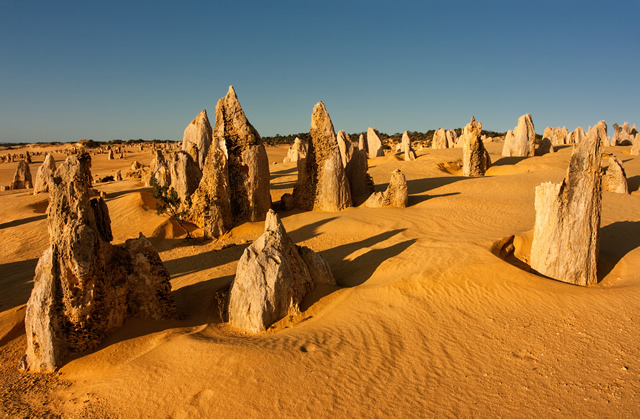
147, 150, 171, 187
569, 127, 586, 144
530, 128, 603, 286
358, 134, 366, 152
283, 138, 307, 163
402, 131, 416, 161
502, 113, 535, 157
590, 120, 609, 147
169, 151, 202, 203
228, 210, 336, 333
33, 154, 56, 194
182, 109, 213, 169
631, 134, 640, 155
432, 128, 448, 149
612, 122, 635, 146
543, 127, 569, 146
292, 102, 352, 211
447, 130, 459, 148
107, 150, 114, 160
461, 117, 491, 176
216, 86, 271, 224
602, 156, 628, 194
11, 160, 32, 190
365, 169, 408, 208
337, 130, 353, 167
189, 141, 232, 238
345, 147, 374, 204
20, 153, 178, 373
366, 128, 384, 158
115, 170, 122, 181
535, 138, 554, 156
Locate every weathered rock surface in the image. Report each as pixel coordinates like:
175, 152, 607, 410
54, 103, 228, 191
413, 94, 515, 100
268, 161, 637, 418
147, 150, 171, 187
345, 147, 374, 204
216, 86, 271, 223
292, 102, 352, 211
447, 130, 459, 148
169, 151, 202, 203
33, 154, 56, 194
432, 128, 448, 149
115, 170, 122, 181
11, 160, 32, 190
502, 113, 535, 157
530, 128, 603, 286
365, 169, 408, 208
189, 141, 232, 238
107, 149, 114, 160
402, 131, 416, 161
337, 130, 353, 167
461, 117, 491, 176
366, 128, 384, 158
20, 153, 178, 373
543, 127, 569, 146
228, 210, 336, 333
358, 134, 366, 152
590, 120, 609, 147
569, 127, 586, 144
283, 137, 307, 163
182, 109, 213, 169
632, 134, 640, 155
612, 122, 635, 146
602, 156, 628, 194
535, 138, 555, 156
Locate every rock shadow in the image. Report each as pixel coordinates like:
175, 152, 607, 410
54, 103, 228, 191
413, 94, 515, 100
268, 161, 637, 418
405, 176, 469, 195
320, 229, 415, 287
598, 221, 640, 280
269, 166, 297, 180
626, 175, 640, 192
0, 214, 46, 230
0, 258, 39, 311
286, 217, 338, 243
162, 242, 249, 280
408, 192, 460, 206
491, 156, 529, 167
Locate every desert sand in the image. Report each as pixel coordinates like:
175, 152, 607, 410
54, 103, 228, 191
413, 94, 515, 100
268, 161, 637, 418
1, 141, 639, 417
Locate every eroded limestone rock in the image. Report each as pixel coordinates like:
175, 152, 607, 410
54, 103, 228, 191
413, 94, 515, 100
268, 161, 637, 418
402, 131, 416, 161
502, 113, 535, 157
530, 128, 603, 286
215, 86, 271, 223
33, 154, 56, 194
182, 109, 213, 169
365, 169, 408, 208
283, 138, 307, 163
461, 117, 491, 176
20, 153, 177, 373
292, 102, 352, 211
602, 156, 628, 194
366, 128, 384, 158
432, 128, 448, 149
228, 210, 336, 332
11, 160, 32, 190
543, 127, 569, 146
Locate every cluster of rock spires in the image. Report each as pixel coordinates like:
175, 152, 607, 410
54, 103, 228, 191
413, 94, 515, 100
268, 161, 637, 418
612, 122, 637, 146
20, 152, 178, 373
284, 102, 374, 211
228, 210, 336, 332
283, 138, 307, 163
530, 128, 603, 286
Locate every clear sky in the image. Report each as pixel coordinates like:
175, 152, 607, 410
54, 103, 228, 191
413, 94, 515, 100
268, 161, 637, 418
1, 0, 638, 143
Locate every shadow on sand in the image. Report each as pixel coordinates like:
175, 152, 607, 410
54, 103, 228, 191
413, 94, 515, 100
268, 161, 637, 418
491, 156, 529, 167
0, 258, 39, 312
0, 214, 46, 230
626, 175, 640, 193
598, 221, 640, 280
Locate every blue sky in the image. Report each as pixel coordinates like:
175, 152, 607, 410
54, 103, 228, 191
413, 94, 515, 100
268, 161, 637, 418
1, 0, 638, 142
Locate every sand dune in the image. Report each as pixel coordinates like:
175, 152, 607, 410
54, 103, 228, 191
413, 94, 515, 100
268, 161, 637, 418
1, 142, 639, 416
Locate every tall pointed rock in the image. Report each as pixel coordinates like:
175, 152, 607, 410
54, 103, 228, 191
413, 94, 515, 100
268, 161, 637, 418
530, 128, 603, 286
502, 113, 535, 157
182, 109, 213, 169
293, 102, 352, 211
215, 86, 271, 223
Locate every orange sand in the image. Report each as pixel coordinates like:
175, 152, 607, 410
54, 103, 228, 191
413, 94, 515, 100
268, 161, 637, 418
1, 142, 639, 416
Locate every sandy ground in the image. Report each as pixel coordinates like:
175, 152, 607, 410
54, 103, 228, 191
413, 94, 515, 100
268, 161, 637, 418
1, 141, 639, 417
